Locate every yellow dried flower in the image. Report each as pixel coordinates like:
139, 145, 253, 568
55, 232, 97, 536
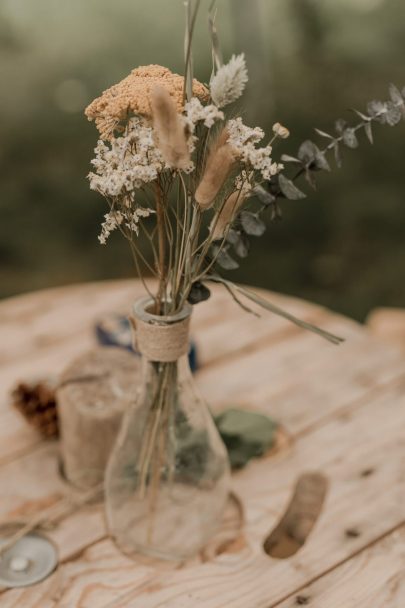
85, 65, 209, 139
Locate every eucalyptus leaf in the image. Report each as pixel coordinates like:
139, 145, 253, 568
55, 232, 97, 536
305, 169, 317, 190
215, 408, 277, 469
278, 174, 306, 200
233, 232, 250, 258
298, 140, 317, 164
271, 201, 282, 221
385, 101, 402, 126
298, 140, 330, 171
389, 83, 403, 105
216, 408, 276, 444
240, 211, 266, 236
226, 228, 240, 246
314, 128, 334, 140
342, 128, 359, 149
252, 184, 276, 205
280, 154, 302, 164
212, 246, 239, 270
187, 281, 211, 305
335, 118, 347, 134
314, 150, 331, 171
367, 100, 387, 124
352, 109, 370, 121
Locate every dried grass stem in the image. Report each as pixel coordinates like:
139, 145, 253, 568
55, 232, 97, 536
151, 86, 190, 170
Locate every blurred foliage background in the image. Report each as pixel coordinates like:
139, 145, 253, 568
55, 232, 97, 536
1, 0, 404, 320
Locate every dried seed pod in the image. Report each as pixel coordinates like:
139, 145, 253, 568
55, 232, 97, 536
151, 85, 191, 170
210, 190, 246, 240
195, 131, 236, 209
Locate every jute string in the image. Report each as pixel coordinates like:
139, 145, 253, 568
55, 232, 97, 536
133, 315, 191, 362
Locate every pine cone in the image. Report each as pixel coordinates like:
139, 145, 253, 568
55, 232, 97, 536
11, 379, 59, 439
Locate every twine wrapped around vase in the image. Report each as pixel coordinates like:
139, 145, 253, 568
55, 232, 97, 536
132, 297, 192, 362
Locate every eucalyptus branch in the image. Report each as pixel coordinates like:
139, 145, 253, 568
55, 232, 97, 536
209, 84, 405, 277
275, 84, 405, 204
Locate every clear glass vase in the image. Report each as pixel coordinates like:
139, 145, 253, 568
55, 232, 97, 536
105, 297, 231, 561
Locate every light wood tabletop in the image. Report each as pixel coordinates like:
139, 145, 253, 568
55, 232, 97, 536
0, 279, 404, 607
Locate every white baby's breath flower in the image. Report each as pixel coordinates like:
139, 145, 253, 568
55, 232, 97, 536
181, 99, 223, 159
183, 97, 224, 155
235, 170, 253, 196
125, 207, 155, 236
227, 117, 283, 181
88, 117, 166, 200
184, 98, 224, 130
210, 54, 248, 108
98, 206, 155, 244
271, 162, 284, 174
98, 210, 123, 245
272, 122, 290, 139
227, 117, 264, 149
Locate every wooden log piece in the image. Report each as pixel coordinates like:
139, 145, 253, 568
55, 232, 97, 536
57, 348, 140, 490
366, 307, 405, 349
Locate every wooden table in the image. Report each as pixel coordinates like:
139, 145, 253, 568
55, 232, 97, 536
0, 280, 404, 607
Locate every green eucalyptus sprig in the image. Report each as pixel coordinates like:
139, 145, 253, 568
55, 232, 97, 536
278, 83, 405, 192
211, 84, 405, 274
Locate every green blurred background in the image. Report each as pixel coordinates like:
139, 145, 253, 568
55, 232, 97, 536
1, 0, 404, 320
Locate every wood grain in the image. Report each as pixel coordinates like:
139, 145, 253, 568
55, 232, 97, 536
1, 280, 405, 608
0, 282, 329, 465
2, 372, 405, 607
275, 525, 405, 608
367, 306, 405, 350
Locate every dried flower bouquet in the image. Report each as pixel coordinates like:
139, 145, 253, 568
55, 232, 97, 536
85, 1, 405, 559
86, 10, 404, 340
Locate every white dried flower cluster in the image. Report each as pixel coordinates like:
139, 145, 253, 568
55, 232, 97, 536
182, 98, 224, 154
89, 117, 165, 199
98, 210, 123, 244
272, 122, 290, 139
184, 98, 224, 130
210, 54, 248, 108
227, 117, 265, 147
227, 118, 283, 181
234, 170, 254, 196
98, 206, 154, 244
125, 207, 155, 235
